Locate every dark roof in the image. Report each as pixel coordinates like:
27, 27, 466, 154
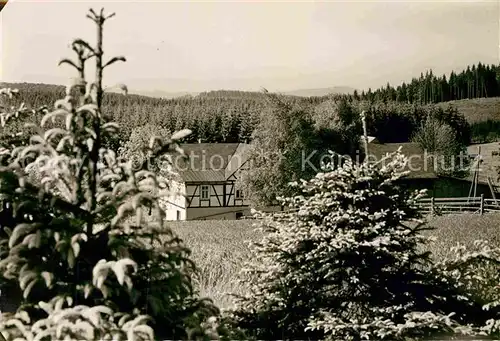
174, 143, 240, 170
178, 170, 226, 183
169, 143, 249, 183
367, 142, 438, 179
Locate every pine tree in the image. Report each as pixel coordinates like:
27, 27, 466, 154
353, 90, 360, 101
0, 9, 222, 340
229, 150, 500, 340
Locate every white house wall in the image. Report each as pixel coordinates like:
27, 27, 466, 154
159, 180, 187, 220
158, 180, 251, 221
186, 183, 249, 208
186, 184, 223, 207
164, 205, 187, 221
225, 182, 248, 207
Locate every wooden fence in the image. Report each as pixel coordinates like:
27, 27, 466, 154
417, 195, 500, 215
239, 196, 500, 219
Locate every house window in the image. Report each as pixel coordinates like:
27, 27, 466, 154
235, 189, 243, 199
176, 210, 181, 220
200, 185, 210, 200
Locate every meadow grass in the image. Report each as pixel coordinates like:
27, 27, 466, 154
422, 213, 500, 260
169, 214, 500, 310
169, 220, 263, 310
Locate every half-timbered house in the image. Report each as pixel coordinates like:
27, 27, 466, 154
160, 143, 252, 220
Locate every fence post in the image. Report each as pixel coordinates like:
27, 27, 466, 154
430, 197, 435, 215
480, 194, 484, 215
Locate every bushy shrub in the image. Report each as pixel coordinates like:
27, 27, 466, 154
228, 150, 500, 340
0, 8, 222, 340
411, 115, 467, 177
412, 116, 458, 154
355, 100, 471, 146
433, 240, 500, 337
239, 92, 360, 207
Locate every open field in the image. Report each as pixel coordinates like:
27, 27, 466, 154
170, 214, 500, 309
422, 213, 500, 260
437, 97, 500, 123
169, 220, 262, 309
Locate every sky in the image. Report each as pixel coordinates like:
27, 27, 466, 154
1, 0, 499, 93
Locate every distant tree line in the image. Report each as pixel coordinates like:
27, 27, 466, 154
0, 82, 327, 146
240, 93, 472, 206
0, 79, 475, 207
471, 119, 500, 143
357, 101, 470, 145
353, 62, 500, 104
1, 66, 494, 150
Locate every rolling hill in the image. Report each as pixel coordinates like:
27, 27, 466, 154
114, 89, 197, 99
2, 83, 353, 100
126, 88, 500, 124
112, 86, 356, 99
3, 80, 500, 126
282, 86, 356, 97
436, 97, 500, 123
